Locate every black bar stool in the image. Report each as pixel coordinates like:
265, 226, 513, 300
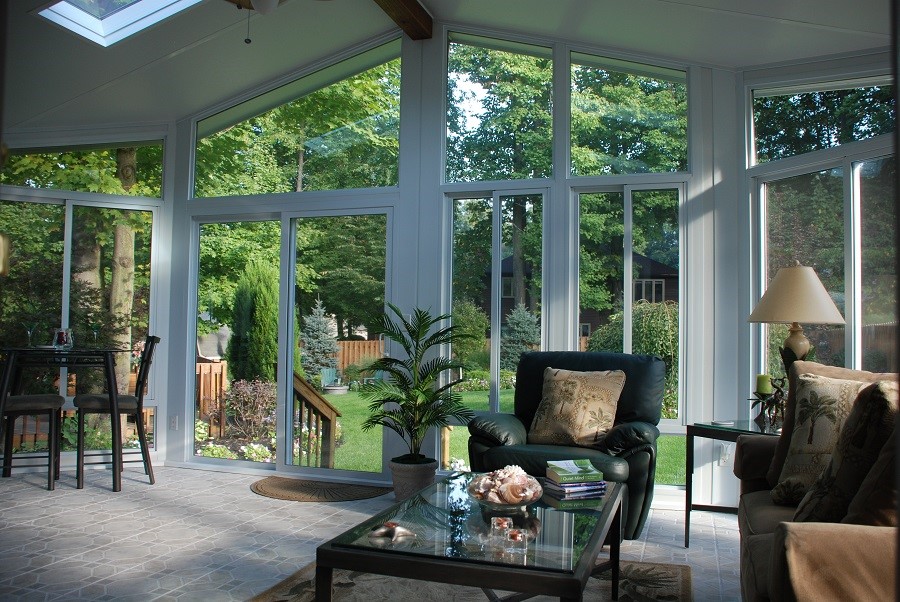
73, 335, 159, 489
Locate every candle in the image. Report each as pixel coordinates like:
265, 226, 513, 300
756, 374, 773, 395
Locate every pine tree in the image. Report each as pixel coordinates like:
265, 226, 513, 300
227, 260, 279, 382
500, 303, 540, 370
301, 298, 339, 388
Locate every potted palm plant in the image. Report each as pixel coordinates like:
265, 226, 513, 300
361, 303, 474, 500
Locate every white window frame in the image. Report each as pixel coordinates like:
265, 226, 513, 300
748, 134, 893, 374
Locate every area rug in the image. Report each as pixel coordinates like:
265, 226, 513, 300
250, 559, 692, 601
250, 476, 393, 502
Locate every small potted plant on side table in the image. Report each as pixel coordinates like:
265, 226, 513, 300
361, 303, 474, 500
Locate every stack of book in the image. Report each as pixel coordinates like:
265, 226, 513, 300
541, 459, 607, 509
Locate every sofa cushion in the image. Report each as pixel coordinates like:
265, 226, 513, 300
474, 443, 630, 482
842, 418, 898, 527
771, 373, 865, 505
739, 490, 797, 537
794, 380, 898, 522
741, 532, 775, 602
528, 367, 625, 446
766, 361, 896, 489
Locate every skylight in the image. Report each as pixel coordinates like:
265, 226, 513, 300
38, 0, 203, 47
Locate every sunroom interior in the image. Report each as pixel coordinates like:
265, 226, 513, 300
0, 0, 895, 597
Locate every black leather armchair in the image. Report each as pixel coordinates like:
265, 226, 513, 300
467, 351, 666, 539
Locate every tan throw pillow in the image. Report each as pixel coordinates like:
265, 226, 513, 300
527, 367, 626, 447
771, 373, 866, 506
794, 380, 898, 522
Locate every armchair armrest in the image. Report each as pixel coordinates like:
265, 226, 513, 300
468, 413, 528, 447
734, 434, 779, 493
770, 522, 896, 602
595, 421, 659, 456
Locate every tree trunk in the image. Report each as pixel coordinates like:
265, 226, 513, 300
110, 225, 135, 393
296, 145, 305, 192
116, 147, 137, 191
511, 198, 527, 307
71, 228, 101, 292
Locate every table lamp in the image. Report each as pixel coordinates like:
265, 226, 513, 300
748, 261, 845, 372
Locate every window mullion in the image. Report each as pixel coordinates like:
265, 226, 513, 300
846, 160, 862, 369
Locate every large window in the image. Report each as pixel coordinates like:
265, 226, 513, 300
1, 142, 163, 196
193, 214, 389, 472
579, 188, 681, 419
752, 78, 896, 377
446, 34, 553, 183
0, 199, 156, 455
762, 169, 845, 376
195, 220, 281, 464
194, 41, 401, 197
450, 194, 543, 412
753, 80, 894, 164
570, 53, 687, 175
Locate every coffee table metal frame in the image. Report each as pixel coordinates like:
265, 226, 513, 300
316, 475, 625, 602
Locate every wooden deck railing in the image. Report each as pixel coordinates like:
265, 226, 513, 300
291, 371, 341, 468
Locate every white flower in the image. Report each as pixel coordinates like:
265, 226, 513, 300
449, 458, 470, 472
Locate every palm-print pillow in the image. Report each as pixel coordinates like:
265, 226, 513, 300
771, 374, 866, 505
527, 367, 626, 447
794, 380, 898, 522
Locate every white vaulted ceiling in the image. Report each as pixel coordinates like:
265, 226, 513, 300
2, 0, 892, 134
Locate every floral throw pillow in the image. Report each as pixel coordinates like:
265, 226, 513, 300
771, 373, 866, 505
527, 367, 626, 447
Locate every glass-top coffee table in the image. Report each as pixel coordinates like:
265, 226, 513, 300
316, 472, 624, 601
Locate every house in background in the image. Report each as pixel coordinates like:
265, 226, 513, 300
0, 0, 894, 514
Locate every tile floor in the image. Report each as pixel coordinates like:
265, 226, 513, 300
0, 467, 740, 601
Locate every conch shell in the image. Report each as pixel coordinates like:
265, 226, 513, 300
368, 521, 416, 542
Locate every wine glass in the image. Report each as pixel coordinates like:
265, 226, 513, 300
23, 321, 38, 347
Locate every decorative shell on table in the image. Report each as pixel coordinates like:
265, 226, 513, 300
467, 465, 543, 508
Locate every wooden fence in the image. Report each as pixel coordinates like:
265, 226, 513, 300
196, 361, 228, 438
335, 340, 383, 372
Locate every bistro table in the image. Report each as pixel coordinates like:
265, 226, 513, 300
0, 346, 127, 492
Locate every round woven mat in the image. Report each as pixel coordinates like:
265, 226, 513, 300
250, 476, 393, 502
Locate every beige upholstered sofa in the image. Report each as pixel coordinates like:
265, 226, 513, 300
733, 361, 897, 601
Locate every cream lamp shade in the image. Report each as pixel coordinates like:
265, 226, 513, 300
748, 262, 845, 360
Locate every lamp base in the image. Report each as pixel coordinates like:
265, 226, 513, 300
778, 346, 808, 377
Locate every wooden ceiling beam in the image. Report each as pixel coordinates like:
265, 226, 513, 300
371, 0, 432, 40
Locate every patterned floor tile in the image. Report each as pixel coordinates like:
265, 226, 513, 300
0, 466, 740, 600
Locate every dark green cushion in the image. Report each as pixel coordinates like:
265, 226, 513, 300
475, 444, 630, 482
73, 394, 139, 412
6, 394, 64, 412
468, 413, 528, 446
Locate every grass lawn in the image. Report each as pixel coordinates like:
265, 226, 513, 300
325, 390, 686, 487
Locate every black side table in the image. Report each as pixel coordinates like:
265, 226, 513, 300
684, 420, 779, 547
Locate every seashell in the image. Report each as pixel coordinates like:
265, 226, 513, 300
368, 521, 415, 542
390, 525, 416, 541
485, 490, 503, 504
498, 482, 527, 504
369, 524, 392, 537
